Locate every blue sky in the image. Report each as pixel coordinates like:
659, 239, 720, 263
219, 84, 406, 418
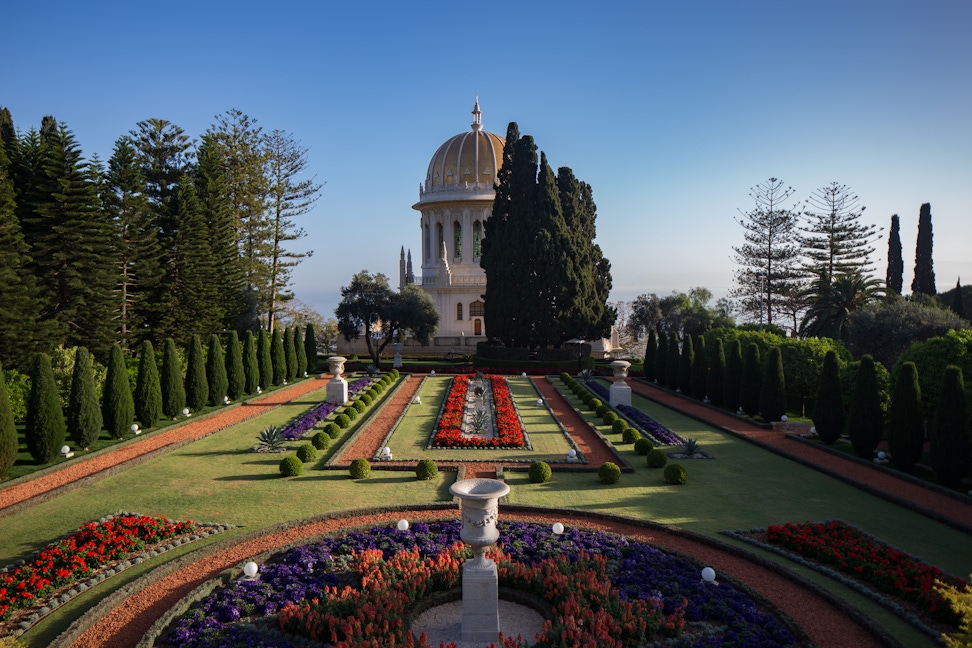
4, 0, 970, 320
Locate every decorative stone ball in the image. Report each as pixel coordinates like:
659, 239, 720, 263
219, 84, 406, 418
877, 451, 886, 460
182, 408, 190, 417
536, 399, 544, 407
131, 424, 139, 433
382, 447, 392, 457
781, 415, 788, 422
243, 561, 258, 578
701, 567, 716, 583
413, 396, 422, 404
810, 426, 816, 434
552, 522, 565, 535
522, 372, 527, 378
397, 519, 409, 532
568, 449, 577, 459
60, 445, 70, 455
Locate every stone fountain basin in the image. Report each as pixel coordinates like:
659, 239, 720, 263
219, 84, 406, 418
450, 478, 510, 500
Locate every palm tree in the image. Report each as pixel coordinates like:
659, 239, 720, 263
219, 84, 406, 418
800, 272, 885, 340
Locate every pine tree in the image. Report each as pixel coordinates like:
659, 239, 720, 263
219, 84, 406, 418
740, 344, 762, 417
644, 329, 657, 381
134, 340, 162, 428
161, 338, 185, 418
654, 331, 668, 386
225, 331, 245, 401
283, 327, 298, 381
929, 366, 970, 487
304, 323, 319, 374
102, 344, 135, 439
258, 329, 272, 390
206, 334, 228, 406
67, 347, 103, 448
847, 355, 884, 457
665, 335, 680, 390
759, 346, 787, 422
813, 350, 845, 444
886, 214, 903, 294
707, 338, 726, 406
26, 353, 66, 463
0, 361, 20, 478
678, 333, 694, 394
243, 331, 259, 394
294, 325, 308, 377
912, 203, 936, 296
184, 335, 208, 412
724, 340, 743, 413
799, 182, 878, 279
691, 335, 707, 400
888, 361, 923, 471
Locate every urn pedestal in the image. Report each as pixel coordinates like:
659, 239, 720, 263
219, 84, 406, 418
325, 356, 348, 404
393, 342, 403, 368
609, 360, 632, 407
449, 478, 510, 644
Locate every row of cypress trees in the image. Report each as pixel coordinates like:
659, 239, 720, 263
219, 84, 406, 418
0, 324, 321, 475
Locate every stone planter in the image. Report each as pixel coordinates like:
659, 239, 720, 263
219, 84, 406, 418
325, 356, 348, 404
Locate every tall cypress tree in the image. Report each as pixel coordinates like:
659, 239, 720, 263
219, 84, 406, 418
952, 278, 966, 320
813, 350, 845, 444
160, 338, 185, 418
677, 333, 694, 394
102, 344, 135, 439
283, 327, 298, 381
206, 334, 228, 406
67, 347, 103, 448
271, 329, 286, 385
759, 346, 787, 422
134, 340, 162, 428
225, 331, 245, 401
258, 329, 272, 390
912, 203, 936, 296
886, 214, 903, 294
644, 329, 657, 381
654, 331, 668, 386
26, 353, 66, 462
707, 338, 726, 406
304, 323, 319, 374
691, 335, 707, 400
481, 122, 520, 345
1, 361, 21, 478
888, 361, 923, 471
740, 343, 762, 417
243, 330, 259, 394
929, 366, 970, 487
294, 325, 308, 377
665, 335, 680, 389
847, 355, 884, 458
184, 334, 208, 411
724, 340, 743, 413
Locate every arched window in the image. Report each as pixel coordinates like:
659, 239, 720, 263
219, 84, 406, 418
436, 223, 444, 258
453, 221, 462, 259
469, 300, 484, 317
473, 220, 482, 258
456, 302, 463, 320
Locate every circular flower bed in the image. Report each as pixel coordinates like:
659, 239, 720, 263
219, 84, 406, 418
161, 521, 799, 647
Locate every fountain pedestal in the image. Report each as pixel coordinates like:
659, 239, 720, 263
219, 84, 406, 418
449, 478, 510, 644
325, 356, 348, 404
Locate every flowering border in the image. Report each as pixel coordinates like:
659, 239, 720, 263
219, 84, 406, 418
280, 377, 374, 440
583, 380, 686, 446
431, 375, 527, 449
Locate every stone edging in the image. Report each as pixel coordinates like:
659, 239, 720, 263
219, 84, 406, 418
544, 377, 633, 472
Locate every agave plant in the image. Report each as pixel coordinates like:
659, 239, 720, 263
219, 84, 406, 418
257, 426, 286, 452
366, 364, 380, 376
578, 369, 593, 381
681, 438, 702, 456
470, 409, 489, 435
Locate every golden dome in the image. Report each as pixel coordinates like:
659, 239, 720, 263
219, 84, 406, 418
420, 100, 505, 199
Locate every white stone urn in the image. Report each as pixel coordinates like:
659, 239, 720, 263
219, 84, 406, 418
609, 360, 633, 407
327, 356, 347, 376
325, 356, 349, 404
611, 360, 631, 379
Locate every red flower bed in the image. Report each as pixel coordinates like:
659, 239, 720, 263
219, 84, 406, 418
431, 375, 525, 448
767, 520, 966, 625
0, 514, 194, 620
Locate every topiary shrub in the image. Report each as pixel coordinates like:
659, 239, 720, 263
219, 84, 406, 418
597, 461, 621, 484
887, 361, 923, 471
740, 343, 762, 417
759, 346, 787, 422
595, 404, 609, 418
588, 398, 602, 411
621, 427, 642, 444
102, 344, 135, 439
352, 399, 366, 413
311, 431, 330, 450
930, 365, 971, 487
646, 449, 668, 468
528, 461, 552, 483
184, 335, 208, 412
279, 455, 303, 477
415, 459, 438, 480
344, 407, 358, 421
813, 350, 845, 444
349, 458, 371, 479
560, 372, 571, 383
335, 413, 351, 429
359, 393, 373, 406
602, 411, 618, 426
847, 355, 884, 458
611, 418, 629, 434
296, 443, 318, 463
634, 437, 654, 455
664, 463, 687, 485
324, 422, 341, 438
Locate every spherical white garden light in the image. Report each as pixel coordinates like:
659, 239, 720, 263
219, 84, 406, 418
781, 415, 788, 422
552, 522, 565, 535
430, 370, 435, 376
224, 396, 230, 404
522, 372, 527, 378
701, 567, 716, 583
877, 451, 886, 460
536, 398, 544, 407
243, 561, 259, 579
397, 519, 409, 532
182, 408, 190, 417
60, 445, 70, 456
131, 423, 140, 435
568, 449, 576, 459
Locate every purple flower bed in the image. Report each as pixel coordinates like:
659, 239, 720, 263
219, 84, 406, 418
279, 377, 374, 440
163, 521, 796, 647
584, 380, 685, 446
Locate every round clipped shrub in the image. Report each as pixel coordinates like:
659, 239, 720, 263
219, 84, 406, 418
595, 404, 609, 418
634, 437, 654, 455
279, 455, 303, 477
560, 372, 571, 383
621, 427, 642, 444
588, 398, 602, 411
344, 407, 358, 421
311, 431, 330, 450
598, 462, 621, 484
664, 463, 687, 485
602, 411, 618, 426
335, 413, 351, 429
349, 458, 371, 479
373, 382, 384, 393
612, 418, 629, 434
296, 443, 318, 463
352, 400, 366, 413
359, 393, 373, 406
367, 387, 378, 399
415, 459, 438, 480
646, 449, 668, 468
324, 422, 341, 438
389, 369, 399, 379
528, 461, 552, 484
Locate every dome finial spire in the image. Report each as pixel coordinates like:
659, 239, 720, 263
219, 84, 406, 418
471, 96, 482, 131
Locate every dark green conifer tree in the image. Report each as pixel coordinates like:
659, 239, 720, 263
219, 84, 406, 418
102, 344, 135, 439
258, 330, 272, 390
304, 324, 319, 374
225, 331, 245, 400
243, 331, 259, 394
283, 327, 298, 381
759, 347, 787, 422
206, 334, 228, 406
644, 329, 657, 381
654, 331, 668, 386
707, 338, 726, 406
691, 335, 707, 400
184, 335, 208, 412
67, 347, 103, 447
911, 203, 936, 296
724, 340, 743, 412
160, 338, 185, 418
929, 365, 970, 487
740, 343, 762, 417
887, 361, 923, 470
665, 335, 680, 389
677, 333, 694, 394
134, 340, 162, 428
952, 278, 966, 320
26, 353, 66, 463
886, 214, 903, 294
294, 325, 308, 377
812, 350, 845, 444
271, 329, 286, 385
0, 361, 20, 478
847, 355, 884, 457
